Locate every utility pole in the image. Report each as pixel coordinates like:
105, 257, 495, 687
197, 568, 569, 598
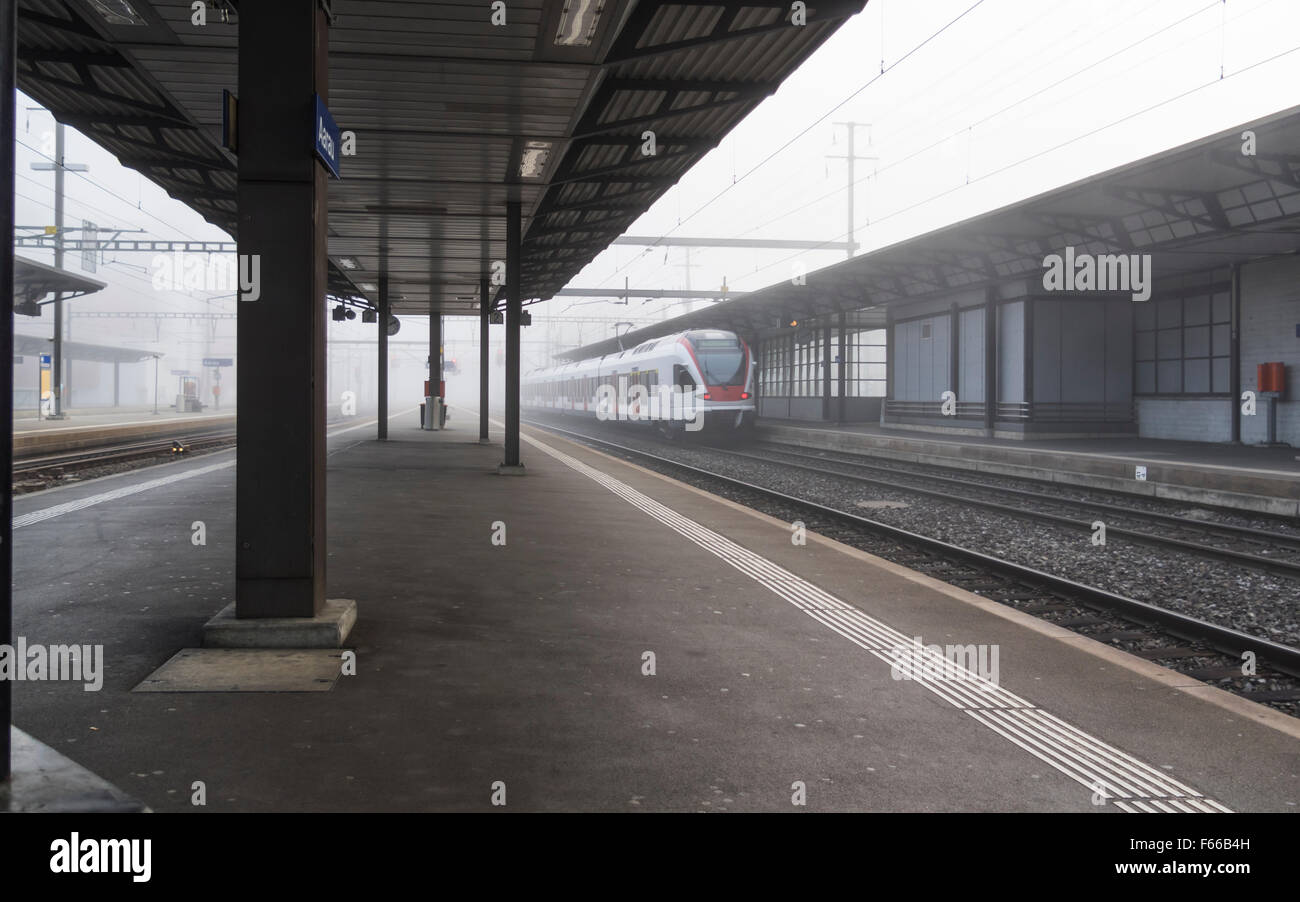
827, 122, 877, 260
674, 247, 701, 319
30, 120, 88, 417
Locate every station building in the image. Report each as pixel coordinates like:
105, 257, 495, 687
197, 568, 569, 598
580, 105, 1300, 447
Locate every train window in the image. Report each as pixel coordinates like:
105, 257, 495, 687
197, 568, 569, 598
688, 336, 746, 386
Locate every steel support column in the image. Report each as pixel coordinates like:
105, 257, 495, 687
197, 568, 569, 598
502, 200, 523, 471
1229, 263, 1241, 444
1023, 298, 1035, 417
884, 307, 894, 407
51, 123, 64, 417
234, 0, 330, 619
837, 312, 847, 423
378, 273, 389, 440
429, 306, 441, 404
984, 289, 997, 434
1, 0, 15, 780
821, 323, 832, 420
479, 274, 490, 442
949, 302, 960, 403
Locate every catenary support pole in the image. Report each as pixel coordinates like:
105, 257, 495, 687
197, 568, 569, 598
501, 200, 523, 472
1, 0, 16, 780
479, 274, 490, 442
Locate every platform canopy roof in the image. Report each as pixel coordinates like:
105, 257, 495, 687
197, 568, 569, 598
14, 0, 866, 317
13, 254, 107, 307
13, 331, 155, 363
563, 102, 1300, 360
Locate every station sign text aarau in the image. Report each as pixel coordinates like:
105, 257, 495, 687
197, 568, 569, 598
314, 94, 341, 179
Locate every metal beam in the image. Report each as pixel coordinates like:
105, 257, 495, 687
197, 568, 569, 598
378, 272, 389, 440
612, 236, 859, 250
1, 0, 14, 782
605, 0, 864, 65
572, 78, 776, 138
479, 274, 490, 443
15, 237, 238, 252
502, 201, 523, 471
554, 288, 746, 298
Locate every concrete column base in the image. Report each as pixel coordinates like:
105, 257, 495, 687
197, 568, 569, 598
202, 598, 357, 648
497, 463, 526, 476
477, 438, 493, 445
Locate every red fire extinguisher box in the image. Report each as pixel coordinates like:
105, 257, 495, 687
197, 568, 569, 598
1257, 362, 1286, 394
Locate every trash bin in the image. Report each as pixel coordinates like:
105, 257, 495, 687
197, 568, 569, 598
423, 396, 442, 431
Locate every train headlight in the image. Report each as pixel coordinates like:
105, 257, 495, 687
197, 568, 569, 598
702, 392, 711, 400
741, 392, 750, 400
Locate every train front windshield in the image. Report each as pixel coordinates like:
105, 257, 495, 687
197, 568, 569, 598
690, 336, 747, 386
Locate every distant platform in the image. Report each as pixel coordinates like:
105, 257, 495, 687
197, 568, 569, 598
14, 408, 236, 456
756, 420, 1300, 518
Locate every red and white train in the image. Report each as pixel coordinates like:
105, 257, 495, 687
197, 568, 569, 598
523, 329, 756, 436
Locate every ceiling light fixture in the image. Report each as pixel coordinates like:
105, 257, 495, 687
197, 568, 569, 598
87, 0, 146, 25
518, 141, 552, 179
555, 0, 605, 46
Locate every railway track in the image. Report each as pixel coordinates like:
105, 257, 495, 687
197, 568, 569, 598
13, 429, 238, 478
718, 443, 1300, 579
525, 417, 1300, 712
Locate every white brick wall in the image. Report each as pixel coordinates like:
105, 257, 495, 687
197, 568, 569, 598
1136, 398, 1232, 442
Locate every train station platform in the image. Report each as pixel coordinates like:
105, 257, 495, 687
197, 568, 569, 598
14, 407, 236, 457
757, 420, 1300, 518
9, 415, 1298, 812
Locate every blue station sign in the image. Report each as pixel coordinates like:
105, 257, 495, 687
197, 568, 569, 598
314, 94, 341, 179
203, 358, 234, 367
39, 354, 51, 369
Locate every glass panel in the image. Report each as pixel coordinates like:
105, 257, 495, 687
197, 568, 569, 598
1134, 331, 1155, 361
1211, 291, 1231, 323
1211, 323, 1231, 357
1156, 328, 1181, 359
1184, 358, 1209, 393
1211, 357, 1230, 393
1134, 302, 1155, 331
1184, 295, 1210, 326
1184, 325, 1209, 358
1157, 298, 1182, 329
1136, 361, 1156, 394
1157, 360, 1182, 392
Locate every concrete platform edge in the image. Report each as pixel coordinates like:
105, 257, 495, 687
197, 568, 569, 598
1, 727, 149, 813
536, 428, 1300, 742
757, 423, 1300, 517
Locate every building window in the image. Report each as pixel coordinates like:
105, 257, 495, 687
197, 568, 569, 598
1134, 291, 1231, 394
843, 328, 887, 397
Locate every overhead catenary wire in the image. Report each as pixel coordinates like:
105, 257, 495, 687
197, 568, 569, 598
635, 0, 1278, 308
593, 0, 991, 291
733, 40, 1300, 288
